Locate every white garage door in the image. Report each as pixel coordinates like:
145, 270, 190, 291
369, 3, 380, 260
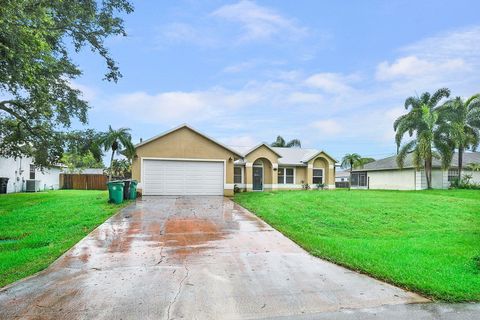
143, 160, 224, 195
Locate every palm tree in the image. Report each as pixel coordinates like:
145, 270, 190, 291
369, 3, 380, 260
354, 157, 375, 169
341, 153, 362, 189
468, 163, 480, 172
99, 126, 134, 181
394, 88, 450, 189
109, 159, 131, 179
270, 136, 301, 148
436, 94, 480, 180
121, 143, 137, 163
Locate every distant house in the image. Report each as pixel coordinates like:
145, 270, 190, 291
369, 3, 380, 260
352, 152, 480, 190
335, 170, 350, 188
335, 170, 350, 182
0, 157, 64, 193
0, 157, 107, 194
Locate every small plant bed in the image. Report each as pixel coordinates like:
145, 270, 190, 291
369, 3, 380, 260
0, 190, 130, 288
234, 189, 480, 302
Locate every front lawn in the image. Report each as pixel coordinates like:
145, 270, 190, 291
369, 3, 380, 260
0, 190, 128, 288
234, 189, 480, 302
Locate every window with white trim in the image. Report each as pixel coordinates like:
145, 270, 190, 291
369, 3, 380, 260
312, 169, 323, 184
234, 167, 242, 184
448, 169, 458, 182
29, 164, 35, 180
278, 167, 294, 184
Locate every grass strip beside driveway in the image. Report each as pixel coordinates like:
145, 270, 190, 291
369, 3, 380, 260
0, 190, 129, 288
234, 189, 480, 302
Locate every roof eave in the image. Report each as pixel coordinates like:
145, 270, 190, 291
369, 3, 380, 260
243, 143, 283, 158
134, 124, 243, 158
303, 150, 338, 163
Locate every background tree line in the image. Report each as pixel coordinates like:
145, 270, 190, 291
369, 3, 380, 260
394, 88, 480, 189
0, 0, 134, 170
341, 88, 479, 190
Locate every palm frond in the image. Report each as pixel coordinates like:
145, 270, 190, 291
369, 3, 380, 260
286, 139, 301, 148
429, 88, 450, 108
404, 96, 418, 110
271, 136, 286, 147
397, 140, 416, 168
464, 93, 480, 108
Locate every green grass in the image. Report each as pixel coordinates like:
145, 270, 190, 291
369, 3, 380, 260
0, 190, 129, 288
234, 189, 480, 302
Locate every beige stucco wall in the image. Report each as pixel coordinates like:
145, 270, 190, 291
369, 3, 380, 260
255, 158, 273, 187
367, 169, 416, 190
295, 167, 307, 184
244, 145, 279, 166
307, 152, 336, 188
132, 126, 237, 196
244, 145, 279, 191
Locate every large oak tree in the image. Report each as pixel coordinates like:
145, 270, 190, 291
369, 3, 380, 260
0, 0, 133, 167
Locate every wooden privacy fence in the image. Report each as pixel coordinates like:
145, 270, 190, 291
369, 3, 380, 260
60, 174, 108, 190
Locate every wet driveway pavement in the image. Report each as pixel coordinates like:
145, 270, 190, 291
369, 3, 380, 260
0, 196, 451, 319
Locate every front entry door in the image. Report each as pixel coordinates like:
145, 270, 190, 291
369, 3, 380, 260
253, 166, 263, 191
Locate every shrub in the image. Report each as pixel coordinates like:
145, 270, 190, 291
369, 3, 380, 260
450, 174, 480, 190
316, 183, 325, 190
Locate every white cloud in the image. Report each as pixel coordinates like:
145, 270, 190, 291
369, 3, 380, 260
403, 26, 480, 60
374, 26, 480, 89
376, 55, 466, 81
106, 88, 262, 125
311, 119, 343, 135
90, 25, 480, 159
222, 61, 257, 73
288, 92, 324, 105
211, 0, 307, 43
304, 73, 357, 94
222, 59, 286, 74
160, 22, 217, 47
69, 81, 98, 101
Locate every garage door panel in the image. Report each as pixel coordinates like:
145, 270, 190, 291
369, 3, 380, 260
143, 160, 224, 195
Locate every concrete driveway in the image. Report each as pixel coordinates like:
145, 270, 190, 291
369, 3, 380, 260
0, 196, 428, 319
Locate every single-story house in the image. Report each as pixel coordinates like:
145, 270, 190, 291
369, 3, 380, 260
335, 170, 350, 188
352, 152, 480, 190
132, 124, 337, 196
335, 170, 350, 183
0, 157, 64, 193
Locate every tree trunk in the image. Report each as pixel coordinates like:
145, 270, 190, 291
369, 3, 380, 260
349, 161, 353, 190
425, 158, 432, 189
109, 149, 115, 181
458, 147, 464, 181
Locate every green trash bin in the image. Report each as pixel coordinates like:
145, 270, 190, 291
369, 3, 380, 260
129, 180, 138, 200
107, 181, 124, 204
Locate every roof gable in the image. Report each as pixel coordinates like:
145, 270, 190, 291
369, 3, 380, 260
302, 150, 338, 163
243, 143, 283, 158
135, 124, 242, 158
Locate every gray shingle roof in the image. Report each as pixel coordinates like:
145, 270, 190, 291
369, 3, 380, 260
357, 152, 480, 171
272, 147, 317, 166
335, 170, 350, 178
231, 146, 326, 166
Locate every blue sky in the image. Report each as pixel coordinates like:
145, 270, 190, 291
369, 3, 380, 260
72, 0, 480, 160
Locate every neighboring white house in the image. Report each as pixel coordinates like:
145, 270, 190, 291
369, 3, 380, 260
335, 170, 350, 183
0, 157, 64, 193
352, 152, 480, 190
